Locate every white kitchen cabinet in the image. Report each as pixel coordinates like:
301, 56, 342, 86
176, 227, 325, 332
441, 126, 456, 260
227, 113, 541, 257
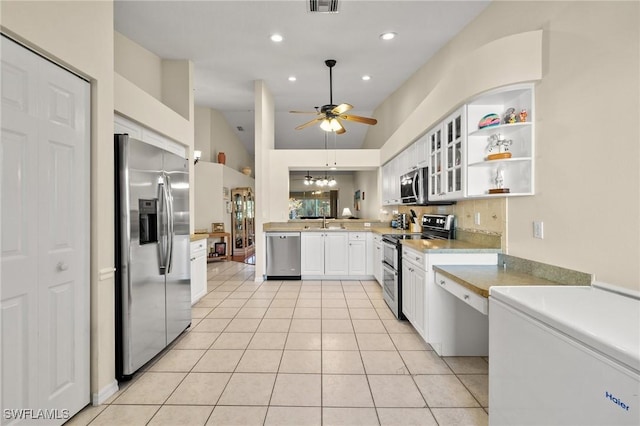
428, 106, 466, 201
324, 232, 349, 275
402, 247, 427, 338
372, 234, 383, 285
190, 239, 207, 304
301, 232, 373, 278
381, 156, 401, 205
365, 232, 374, 276
398, 142, 418, 175
415, 134, 429, 168
301, 232, 325, 276
466, 84, 534, 197
348, 236, 367, 276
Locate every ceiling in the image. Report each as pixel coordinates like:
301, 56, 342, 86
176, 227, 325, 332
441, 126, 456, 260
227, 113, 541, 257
114, 1, 490, 154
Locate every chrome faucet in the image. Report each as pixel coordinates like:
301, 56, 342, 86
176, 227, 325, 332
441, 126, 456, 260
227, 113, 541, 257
322, 215, 327, 229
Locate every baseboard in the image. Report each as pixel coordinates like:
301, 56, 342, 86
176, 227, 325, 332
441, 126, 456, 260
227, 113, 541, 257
92, 379, 119, 405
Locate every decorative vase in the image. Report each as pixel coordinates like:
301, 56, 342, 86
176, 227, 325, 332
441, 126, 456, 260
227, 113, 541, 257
241, 166, 251, 176
217, 152, 226, 165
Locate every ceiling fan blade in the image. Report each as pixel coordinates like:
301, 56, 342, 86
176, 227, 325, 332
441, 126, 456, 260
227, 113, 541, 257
331, 103, 353, 115
289, 110, 319, 114
335, 119, 346, 134
295, 116, 325, 130
340, 114, 378, 125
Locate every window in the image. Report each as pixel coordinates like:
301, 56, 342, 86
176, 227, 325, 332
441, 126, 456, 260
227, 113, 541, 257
290, 190, 338, 218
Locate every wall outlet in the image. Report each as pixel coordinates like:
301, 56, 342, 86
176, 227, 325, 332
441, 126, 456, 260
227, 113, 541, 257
364, 222, 371, 227
533, 221, 544, 239
474, 212, 481, 225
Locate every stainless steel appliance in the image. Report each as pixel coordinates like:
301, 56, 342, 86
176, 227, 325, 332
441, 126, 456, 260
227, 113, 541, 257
381, 214, 455, 319
114, 134, 191, 380
400, 167, 454, 205
400, 167, 428, 204
266, 232, 301, 279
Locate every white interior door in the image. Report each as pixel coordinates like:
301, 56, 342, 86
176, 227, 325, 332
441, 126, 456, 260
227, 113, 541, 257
1, 36, 90, 424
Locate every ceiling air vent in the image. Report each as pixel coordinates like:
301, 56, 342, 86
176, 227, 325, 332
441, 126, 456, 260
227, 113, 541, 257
309, 0, 339, 13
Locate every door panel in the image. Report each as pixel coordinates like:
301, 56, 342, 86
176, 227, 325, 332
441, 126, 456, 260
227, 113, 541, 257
163, 151, 191, 343
1, 36, 89, 421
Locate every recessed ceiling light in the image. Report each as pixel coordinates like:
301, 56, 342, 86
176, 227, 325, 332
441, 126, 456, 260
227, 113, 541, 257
270, 34, 283, 42
288, 76, 297, 82
362, 75, 371, 81
380, 32, 397, 41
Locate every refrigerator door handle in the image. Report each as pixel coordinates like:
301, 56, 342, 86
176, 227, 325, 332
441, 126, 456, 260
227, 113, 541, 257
157, 176, 170, 274
165, 174, 174, 273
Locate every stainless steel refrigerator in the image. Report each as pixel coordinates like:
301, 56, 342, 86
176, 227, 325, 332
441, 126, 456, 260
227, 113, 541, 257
114, 134, 191, 380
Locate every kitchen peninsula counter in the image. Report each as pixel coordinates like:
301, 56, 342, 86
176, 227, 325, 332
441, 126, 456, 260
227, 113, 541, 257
433, 255, 593, 298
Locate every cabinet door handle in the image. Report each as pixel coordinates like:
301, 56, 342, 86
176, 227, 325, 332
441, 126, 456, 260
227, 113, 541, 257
57, 262, 69, 271
415, 257, 420, 262
439, 280, 446, 286
464, 294, 470, 300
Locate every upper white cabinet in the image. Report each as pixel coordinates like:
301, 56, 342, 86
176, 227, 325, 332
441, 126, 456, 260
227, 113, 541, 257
382, 83, 534, 202
466, 84, 534, 197
381, 156, 401, 206
428, 106, 466, 201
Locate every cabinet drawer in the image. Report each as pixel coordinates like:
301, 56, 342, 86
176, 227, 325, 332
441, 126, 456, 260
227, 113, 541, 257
435, 272, 488, 315
402, 248, 425, 267
191, 239, 206, 256
349, 232, 367, 241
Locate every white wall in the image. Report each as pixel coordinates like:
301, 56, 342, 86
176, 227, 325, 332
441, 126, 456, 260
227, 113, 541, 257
114, 31, 162, 100
366, 1, 639, 290
353, 170, 381, 220
1, 0, 116, 402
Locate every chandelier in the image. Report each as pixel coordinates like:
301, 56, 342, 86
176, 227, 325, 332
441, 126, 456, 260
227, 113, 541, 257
303, 171, 336, 187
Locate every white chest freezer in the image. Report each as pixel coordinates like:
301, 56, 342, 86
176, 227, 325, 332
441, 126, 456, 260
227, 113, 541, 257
489, 283, 640, 426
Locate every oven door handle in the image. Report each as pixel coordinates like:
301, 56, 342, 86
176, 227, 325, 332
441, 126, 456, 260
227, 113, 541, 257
382, 260, 397, 274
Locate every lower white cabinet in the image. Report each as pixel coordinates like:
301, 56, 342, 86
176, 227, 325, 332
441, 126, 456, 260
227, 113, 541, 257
402, 248, 427, 338
324, 232, 349, 276
348, 239, 367, 275
372, 234, 383, 285
190, 239, 207, 304
301, 232, 370, 278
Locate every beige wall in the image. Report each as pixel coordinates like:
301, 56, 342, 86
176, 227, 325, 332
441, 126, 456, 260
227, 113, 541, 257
114, 31, 162, 100
1, 0, 117, 402
194, 106, 254, 175
353, 170, 381, 220
368, 1, 639, 290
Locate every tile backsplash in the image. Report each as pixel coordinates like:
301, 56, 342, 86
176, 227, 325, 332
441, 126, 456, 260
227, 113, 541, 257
397, 198, 506, 248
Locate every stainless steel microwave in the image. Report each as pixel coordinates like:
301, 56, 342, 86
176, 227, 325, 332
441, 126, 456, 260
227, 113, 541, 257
400, 167, 428, 205
400, 167, 454, 205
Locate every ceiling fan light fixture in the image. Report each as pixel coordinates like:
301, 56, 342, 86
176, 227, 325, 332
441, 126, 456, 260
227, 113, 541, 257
380, 32, 397, 41
320, 118, 341, 132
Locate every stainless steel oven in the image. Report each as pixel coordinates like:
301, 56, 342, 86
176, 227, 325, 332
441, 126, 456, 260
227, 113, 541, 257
381, 236, 403, 319
382, 261, 400, 318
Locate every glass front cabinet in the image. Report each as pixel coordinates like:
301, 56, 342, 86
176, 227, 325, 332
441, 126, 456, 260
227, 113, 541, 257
428, 106, 465, 201
231, 187, 255, 261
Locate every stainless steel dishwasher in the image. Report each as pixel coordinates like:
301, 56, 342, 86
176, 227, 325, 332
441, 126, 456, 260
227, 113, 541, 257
266, 232, 301, 280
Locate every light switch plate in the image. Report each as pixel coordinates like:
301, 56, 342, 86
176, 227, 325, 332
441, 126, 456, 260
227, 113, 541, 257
533, 221, 544, 239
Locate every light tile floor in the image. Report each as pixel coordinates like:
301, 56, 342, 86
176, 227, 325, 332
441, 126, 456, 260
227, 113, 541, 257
69, 261, 488, 426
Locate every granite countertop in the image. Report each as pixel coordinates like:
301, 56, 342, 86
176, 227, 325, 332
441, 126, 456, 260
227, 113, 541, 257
190, 234, 208, 242
401, 239, 502, 254
433, 264, 570, 298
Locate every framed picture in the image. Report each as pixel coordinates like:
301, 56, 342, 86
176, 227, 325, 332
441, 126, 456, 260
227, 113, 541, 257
212, 222, 224, 232
214, 242, 226, 256
223, 186, 230, 200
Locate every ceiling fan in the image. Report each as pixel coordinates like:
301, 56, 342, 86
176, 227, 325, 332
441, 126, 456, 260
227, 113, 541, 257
291, 59, 377, 134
